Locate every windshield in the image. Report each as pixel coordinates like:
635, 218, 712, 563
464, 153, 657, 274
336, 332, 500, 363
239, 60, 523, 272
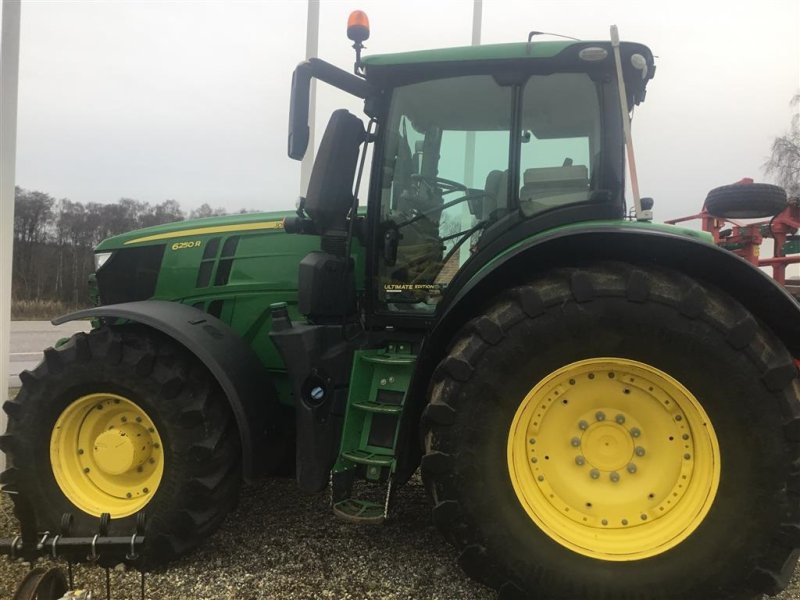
377, 72, 605, 311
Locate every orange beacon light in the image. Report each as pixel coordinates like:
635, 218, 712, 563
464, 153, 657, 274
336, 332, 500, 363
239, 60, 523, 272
347, 10, 370, 44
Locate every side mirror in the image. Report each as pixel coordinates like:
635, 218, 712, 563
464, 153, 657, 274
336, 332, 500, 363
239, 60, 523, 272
303, 110, 365, 236
288, 64, 312, 160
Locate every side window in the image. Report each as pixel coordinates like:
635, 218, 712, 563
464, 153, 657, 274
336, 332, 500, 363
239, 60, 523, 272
519, 74, 601, 217
378, 76, 512, 312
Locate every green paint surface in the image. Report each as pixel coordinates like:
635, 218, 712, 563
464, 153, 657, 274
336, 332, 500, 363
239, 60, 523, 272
472, 219, 714, 280
363, 41, 574, 67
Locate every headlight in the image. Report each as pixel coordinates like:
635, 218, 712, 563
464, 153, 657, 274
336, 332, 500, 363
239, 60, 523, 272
94, 252, 113, 270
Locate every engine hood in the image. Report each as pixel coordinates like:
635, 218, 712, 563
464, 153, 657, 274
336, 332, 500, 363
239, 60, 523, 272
95, 210, 297, 252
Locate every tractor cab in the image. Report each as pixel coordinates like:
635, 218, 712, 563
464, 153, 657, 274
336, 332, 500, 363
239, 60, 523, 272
274, 19, 657, 507
286, 30, 655, 324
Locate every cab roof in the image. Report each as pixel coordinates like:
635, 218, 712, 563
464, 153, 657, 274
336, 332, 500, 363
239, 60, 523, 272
361, 40, 656, 106
362, 41, 575, 67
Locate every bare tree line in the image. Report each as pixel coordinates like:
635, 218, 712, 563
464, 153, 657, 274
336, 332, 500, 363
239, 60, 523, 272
12, 186, 231, 308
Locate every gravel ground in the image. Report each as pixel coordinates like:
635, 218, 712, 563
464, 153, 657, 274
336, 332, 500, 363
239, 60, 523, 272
3, 480, 800, 600
0, 474, 494, 599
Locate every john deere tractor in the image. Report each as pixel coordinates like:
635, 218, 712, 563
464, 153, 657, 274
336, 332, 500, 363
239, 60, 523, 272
4, 14, 800, 599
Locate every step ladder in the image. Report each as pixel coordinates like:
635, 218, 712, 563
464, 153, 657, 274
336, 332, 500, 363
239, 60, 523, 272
331, 344, 415, 524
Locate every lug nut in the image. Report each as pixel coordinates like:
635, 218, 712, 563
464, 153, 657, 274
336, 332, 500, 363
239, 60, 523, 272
578, 420, 589, 431
595, 411, 606, 422
78, 449, 84, 455
630, 427, 641, 438
143, 488, 149, 493
531, 457, 537, 463
83, 467, 90, 473
136, 416, 142, 423
537, 475, 544, 482
615, 414, 626, 424
682, 433, 689, 440
684, 453, 691, 460
529, 438, 536, 444
627, 463, 637, 474
570, 437, 581, 447
641, 514, 648, 520
675, 415, 682, 421
126, 492, 132, 498
610, 472, 620, 483
575, 456, 586, 466
601, 519, 608, 526
590, 469, 600, 480
622, 519, 629, 526
635, 446, 646, 457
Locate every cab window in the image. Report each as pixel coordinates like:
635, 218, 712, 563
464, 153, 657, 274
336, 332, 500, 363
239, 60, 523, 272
378, 75, 512, 311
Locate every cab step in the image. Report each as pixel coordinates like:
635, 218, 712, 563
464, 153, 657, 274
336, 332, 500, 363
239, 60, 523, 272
331, 344, 415, 524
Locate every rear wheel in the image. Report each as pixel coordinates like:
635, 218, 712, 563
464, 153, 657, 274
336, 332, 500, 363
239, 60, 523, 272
1, 326, 241, 565
422, 264, 800, 599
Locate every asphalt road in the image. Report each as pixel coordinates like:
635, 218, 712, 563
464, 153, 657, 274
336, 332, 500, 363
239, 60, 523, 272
7, 320, 90, 388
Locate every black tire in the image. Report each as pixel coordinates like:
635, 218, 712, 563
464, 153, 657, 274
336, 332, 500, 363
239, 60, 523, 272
421, 263, 800, 599
705, 183, 787, 219
1, 326, 241, 566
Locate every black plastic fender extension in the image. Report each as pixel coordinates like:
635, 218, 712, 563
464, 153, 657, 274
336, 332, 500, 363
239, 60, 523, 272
53, 300, 279, 481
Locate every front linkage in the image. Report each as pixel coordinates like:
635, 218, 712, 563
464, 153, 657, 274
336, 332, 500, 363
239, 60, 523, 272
0, 487, 147, 600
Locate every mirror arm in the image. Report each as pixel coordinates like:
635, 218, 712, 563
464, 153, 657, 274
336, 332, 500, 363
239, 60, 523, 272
288, 58, 374, 160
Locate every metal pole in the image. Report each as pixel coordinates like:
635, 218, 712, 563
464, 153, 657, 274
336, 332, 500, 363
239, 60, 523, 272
300, 0, 319, 197
463, 0, 481, 189
610, 25, 649, 221
460, 0, 481, 266
0, 0, 22, 470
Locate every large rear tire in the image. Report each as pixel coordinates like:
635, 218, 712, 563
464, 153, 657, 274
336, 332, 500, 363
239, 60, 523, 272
1, 326, 241, 566
422, 264, 800, 599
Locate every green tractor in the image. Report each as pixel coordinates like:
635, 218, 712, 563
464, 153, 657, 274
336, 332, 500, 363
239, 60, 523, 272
4, 16, 800, 599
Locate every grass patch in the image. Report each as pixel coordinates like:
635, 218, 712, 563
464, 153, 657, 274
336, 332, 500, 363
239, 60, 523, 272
11, 299, 88, 321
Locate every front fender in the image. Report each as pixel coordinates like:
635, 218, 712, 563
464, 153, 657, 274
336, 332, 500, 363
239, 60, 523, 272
53, 301, 279, 481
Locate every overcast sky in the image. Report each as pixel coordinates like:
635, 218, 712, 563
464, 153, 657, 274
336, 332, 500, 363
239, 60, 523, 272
2, 0, 799, 221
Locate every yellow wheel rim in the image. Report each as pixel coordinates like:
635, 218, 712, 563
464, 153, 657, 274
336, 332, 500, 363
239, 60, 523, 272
507, 358, 720, 561
50, 393, 164, 518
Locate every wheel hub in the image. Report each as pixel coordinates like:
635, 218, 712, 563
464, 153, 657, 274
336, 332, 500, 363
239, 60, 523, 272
507, 358, 719, 561
580, 420, 634, 472
50, 393, 164, 518
92, 423, 153, 476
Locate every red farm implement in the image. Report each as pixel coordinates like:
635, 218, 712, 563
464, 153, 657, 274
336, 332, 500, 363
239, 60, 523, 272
666, 179, 800, 295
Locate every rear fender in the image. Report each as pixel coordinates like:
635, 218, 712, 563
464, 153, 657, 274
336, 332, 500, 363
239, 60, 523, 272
410, 225, 800, 426
53, 300, 279, 481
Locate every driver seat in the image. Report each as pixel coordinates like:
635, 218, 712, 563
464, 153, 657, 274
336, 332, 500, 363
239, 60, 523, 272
477, 170, 508, 220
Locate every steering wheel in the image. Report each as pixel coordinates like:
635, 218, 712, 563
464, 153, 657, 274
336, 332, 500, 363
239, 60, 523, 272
410, 173, 468, 195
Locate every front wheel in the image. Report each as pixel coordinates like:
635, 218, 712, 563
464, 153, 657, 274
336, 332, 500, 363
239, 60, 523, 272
1, 326, 241, 565
422, 264, 800, 599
